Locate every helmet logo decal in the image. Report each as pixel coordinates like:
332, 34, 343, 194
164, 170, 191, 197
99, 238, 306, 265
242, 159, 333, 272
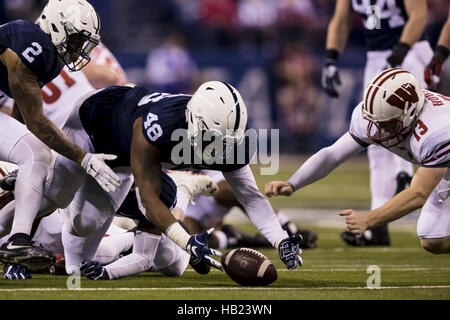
386, 83, 419, 110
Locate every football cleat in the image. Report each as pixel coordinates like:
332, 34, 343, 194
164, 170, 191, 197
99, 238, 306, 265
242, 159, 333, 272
0, 166, 17, 191
168, 171, 218, 202
340, 231, 390, 247
395, 171, 412, 195
0, 233, 56, 272
49, 253, 67, 275
221, 224, 269, 248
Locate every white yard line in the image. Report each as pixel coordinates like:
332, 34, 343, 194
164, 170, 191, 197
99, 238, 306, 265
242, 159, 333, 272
184, 267, 450, 272
0, 285, 449, 292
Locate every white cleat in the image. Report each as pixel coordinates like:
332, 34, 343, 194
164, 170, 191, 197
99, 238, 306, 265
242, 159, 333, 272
168, 171, 219, 201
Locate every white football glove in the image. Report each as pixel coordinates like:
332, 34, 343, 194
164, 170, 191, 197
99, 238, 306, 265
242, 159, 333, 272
81, 153, 120, 193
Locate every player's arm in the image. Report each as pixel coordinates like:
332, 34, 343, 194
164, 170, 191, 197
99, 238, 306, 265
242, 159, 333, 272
0, 48, 87, 164
326, 0, 352, 54
386, 0, 427, 68
340, 167, 447, 233
130, 118, 178, 232
265, 132, 365, 197
424, 7, 450, 88
321, 0, 352, 98
130, 118, 222, 269
223, 166, 303, 269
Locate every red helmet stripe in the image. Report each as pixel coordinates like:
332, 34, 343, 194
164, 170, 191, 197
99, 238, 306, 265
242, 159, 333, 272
368, 70, 409, 115
364, 68, 401, 113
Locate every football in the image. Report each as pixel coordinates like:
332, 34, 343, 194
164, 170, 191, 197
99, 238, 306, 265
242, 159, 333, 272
221, 248, 277, 286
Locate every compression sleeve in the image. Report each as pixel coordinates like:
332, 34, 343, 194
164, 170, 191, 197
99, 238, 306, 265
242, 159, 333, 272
222, 165, 288, 247
286, 132, 366, 191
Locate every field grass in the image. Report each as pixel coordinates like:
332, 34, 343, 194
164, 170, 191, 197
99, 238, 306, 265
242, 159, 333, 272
0, 157, 448, 301
0, 224, 448, 300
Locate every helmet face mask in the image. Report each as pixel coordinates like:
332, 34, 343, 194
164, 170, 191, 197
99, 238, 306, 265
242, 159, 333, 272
56, 22, 99, 71
366, 117, 411, 148
38, 0, 100, 71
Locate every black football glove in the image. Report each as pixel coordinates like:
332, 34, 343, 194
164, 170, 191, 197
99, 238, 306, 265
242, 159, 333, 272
385, 42, 410, 69
80, 260, 109, 280
424, 45, 450, 91
321, 59, 341, 98
3, 264, 32, 280
186, 228, 223, 271
278, 234, 303, 270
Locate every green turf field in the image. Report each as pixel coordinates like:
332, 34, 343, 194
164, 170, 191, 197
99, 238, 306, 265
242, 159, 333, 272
0, 158, 448, 300
0, 224, 448, 300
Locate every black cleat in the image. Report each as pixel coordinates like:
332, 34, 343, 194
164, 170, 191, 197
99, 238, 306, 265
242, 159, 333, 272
0, 233, 55, 272
189, 256, 211, 275
282, 222, 318, 249
340, 231, 390, 247
395, 171, 412, 195
221, 224, 269, 248
0, 169, 17, 191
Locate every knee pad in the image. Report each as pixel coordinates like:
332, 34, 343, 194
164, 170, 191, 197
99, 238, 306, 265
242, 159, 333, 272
69, 214, 99, 237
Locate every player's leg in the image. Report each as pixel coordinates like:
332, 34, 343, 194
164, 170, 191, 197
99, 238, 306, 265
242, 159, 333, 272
152, 233, 190, 277
417, 177, 450, 254
0, 113, 56, 268
61, 168, 134, 274
93, 226, 134, 265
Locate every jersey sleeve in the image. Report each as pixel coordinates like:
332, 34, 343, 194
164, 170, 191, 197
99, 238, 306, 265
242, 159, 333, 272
10, 32, 57, 83
419, 126, 450, 167
349, 102, 372, 148
141, 108, 167, 149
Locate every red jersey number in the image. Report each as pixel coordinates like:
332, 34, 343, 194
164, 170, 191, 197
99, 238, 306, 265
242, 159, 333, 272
42, 70, 76, 104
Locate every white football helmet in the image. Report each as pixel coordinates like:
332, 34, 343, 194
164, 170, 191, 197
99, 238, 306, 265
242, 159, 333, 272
362, 68, 425, 148
186, 81, 248, 162
37, 0, 100, 71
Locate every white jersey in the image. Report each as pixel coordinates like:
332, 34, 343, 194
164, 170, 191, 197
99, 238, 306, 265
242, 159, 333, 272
350, 90, 450, 168
42, 67, 94, 128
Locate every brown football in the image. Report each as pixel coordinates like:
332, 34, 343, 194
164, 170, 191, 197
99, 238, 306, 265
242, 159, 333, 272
221, 248, 277, 286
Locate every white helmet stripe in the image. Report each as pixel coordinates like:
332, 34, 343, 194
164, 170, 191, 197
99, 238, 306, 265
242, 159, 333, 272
364, 68, 400, 113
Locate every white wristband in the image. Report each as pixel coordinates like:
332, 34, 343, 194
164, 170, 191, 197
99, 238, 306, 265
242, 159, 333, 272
165, 222, 191, 250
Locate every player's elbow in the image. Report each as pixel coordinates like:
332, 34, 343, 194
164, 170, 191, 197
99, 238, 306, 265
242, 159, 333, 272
411, 187, 429, 208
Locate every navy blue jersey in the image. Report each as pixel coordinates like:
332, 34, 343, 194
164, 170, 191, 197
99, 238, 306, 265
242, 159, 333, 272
352, 0, 424, 51
116, 171, 177, 222
0, 20, 63, 97
79, 85, 255, 172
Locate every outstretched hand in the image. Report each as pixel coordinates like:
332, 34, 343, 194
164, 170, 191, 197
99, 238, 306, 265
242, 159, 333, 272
264, 181, 294, 198
339, 209, 370, 234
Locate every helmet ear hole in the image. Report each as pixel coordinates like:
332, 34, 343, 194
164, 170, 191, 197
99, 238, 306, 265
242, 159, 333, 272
51, 23, 59, 33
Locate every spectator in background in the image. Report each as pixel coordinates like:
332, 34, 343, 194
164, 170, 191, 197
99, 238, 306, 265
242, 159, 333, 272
274, 42, 323, 146
145, 33, 197, 93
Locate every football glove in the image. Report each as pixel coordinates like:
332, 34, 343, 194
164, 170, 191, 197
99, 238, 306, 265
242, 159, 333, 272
81, 153, 121, 193
186, 228, 223, 271
424, 45, 450, 90
321, 59, 341, 98
277, 234, 303, 270
80, 260, 109, 280
3, 264, 32, 280
385, 42, 410, 69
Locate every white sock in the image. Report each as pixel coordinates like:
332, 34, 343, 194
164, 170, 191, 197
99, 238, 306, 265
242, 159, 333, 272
175, 188, 190, 213
277, 211, 290, 226
104, 231, 161, 279
214, 230, 228, 249
94, 231, 134, 265
153, 234, 190, 277
62, 224, 86, 275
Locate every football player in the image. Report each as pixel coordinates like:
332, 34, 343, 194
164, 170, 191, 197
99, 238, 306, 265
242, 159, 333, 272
0, 0, 120, 271
55, 81, 303, 273
424, 7, 450, 90
321, 0, 432, 246
267, 68, 450, 255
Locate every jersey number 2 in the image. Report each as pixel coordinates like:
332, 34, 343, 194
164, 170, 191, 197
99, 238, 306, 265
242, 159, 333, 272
21, 42, 42, 63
